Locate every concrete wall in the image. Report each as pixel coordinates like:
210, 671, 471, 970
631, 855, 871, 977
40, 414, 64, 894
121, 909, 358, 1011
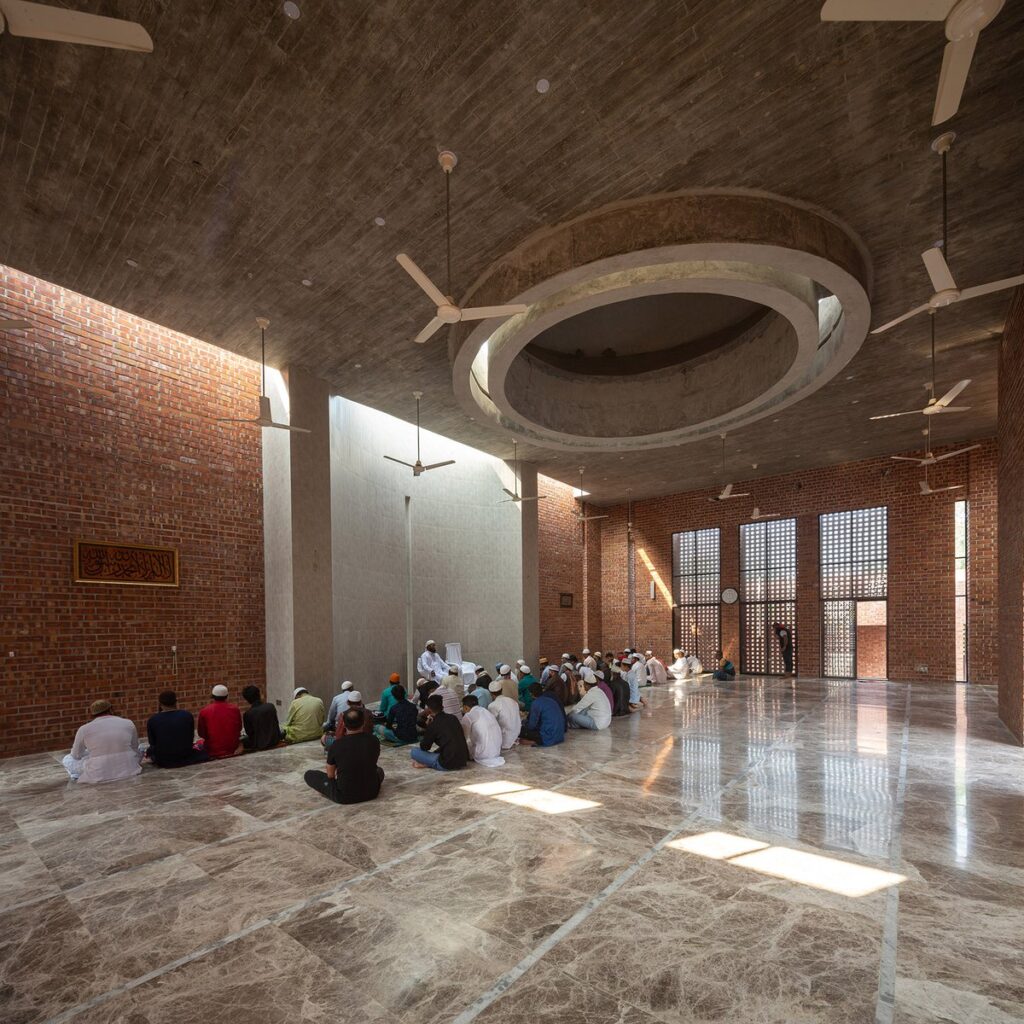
328, 396, 536, 705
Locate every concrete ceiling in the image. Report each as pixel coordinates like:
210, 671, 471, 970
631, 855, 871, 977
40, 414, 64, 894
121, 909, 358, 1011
1, 0, 1022, 504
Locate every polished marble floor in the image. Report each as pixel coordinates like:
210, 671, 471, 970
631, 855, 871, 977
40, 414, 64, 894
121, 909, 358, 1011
1, 677, 1023, 1024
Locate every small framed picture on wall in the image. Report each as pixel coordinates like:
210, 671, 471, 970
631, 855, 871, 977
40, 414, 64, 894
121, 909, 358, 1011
559, 592, 574, 608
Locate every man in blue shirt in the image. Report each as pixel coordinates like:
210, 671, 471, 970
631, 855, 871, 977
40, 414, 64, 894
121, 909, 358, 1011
519, 684, 566, 748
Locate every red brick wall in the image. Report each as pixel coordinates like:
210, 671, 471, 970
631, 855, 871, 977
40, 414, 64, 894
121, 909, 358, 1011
998, 285, 1024, 742
537, 475, 585, 657
537, 443, 997, 684
1, 266, 265, 757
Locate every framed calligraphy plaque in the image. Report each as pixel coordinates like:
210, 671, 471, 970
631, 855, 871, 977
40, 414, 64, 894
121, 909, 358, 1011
73, 540, 179, 587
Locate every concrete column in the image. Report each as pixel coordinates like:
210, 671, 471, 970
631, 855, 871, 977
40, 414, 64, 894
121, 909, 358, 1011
286, 367, 336, 705
518, 461, 540, 670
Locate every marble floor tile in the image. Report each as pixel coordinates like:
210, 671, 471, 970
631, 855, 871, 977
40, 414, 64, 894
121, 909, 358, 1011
2, 678, 1023, 1024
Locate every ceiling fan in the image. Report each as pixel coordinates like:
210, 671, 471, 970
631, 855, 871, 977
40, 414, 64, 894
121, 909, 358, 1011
919, 468, 963, 495
820, 0, 1005, 125
890, 418, 980, 467
872, 133, 1024, 335
499, 440, 547, 504
396, 150, 528, 345
708, 435, 751, 502
383, 391, 454, 476
0, 318, 30, 330
870, 313, 971, 420
749, 507, 780, 520
0, 0, 153, 51
574, 468, 609, 524
216, 318, 309, 433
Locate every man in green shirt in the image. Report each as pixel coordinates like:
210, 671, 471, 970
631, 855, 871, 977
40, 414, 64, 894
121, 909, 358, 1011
282, 686, 325, 743
377, 674, 402, 718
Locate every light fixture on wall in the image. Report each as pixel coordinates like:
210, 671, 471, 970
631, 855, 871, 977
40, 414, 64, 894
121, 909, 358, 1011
382, 391, 455, 476
395, 150, 528, 344
216, 318, 310, 433
499, 440, 547, 504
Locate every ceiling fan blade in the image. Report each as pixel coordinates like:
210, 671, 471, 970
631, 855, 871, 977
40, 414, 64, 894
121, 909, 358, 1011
579, 514, 610, 522
933, 33, 978, 125
890, 455, 926, 463
720, 483, 733, 498
934, 379, 970, 407
870, 409, 923, 420
0, 318, 31, 330
921, 247, 957, 293
459, 304, 529, 322
930, 405, 971, 414
930, 444, 981, 462
959, 273, 1024, 301
423, 460, 456, 471
0, 0, 153, 51
383, 455, 416, 469
729, 492, 752, 499
396, 253, 447, 308
501, 487, 518, 499
413, 317, 445, 345
820, 0, 953, 20
216, 417, 260, 424
871, 304, 931, 334
497, 497, 519, 505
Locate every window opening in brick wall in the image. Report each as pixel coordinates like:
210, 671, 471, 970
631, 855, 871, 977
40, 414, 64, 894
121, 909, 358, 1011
740, 518, 797, 675
820, 506, 888, 679
672, 528, 721, 667
954, 499, 969, 682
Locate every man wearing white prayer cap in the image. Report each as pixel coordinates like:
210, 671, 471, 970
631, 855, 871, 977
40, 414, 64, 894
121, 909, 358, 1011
626, 653, 648, 708
417, 641, 448, 683
282, 685, 325, 744
487, 678, 520, 749
582, 648, 591, 657
497, 662, 519, 702
645, 649, 668, 686
325, 680, 356, 734
460, 694, 505, 767
567, 668, 612, 731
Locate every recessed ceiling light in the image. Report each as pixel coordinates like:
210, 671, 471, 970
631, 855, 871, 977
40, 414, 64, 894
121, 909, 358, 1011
283, 1, 300, 18
125, 258, 139, 268
851, 399, 859, 405
301, 279, 313, 287
846, 375, 855, 381
536, 78, 550, 94
354, 363, 362, 369
374, 216, 386, 227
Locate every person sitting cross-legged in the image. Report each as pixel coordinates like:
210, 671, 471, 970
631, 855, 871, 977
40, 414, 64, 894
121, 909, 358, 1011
197, 685, 243, 759
304, 707, 384, 805
410, 694, 469, 771
241, 685, 282, 752
374, 685, 419, 746
712, 650, 736, 682
377, 674, 403, 719
519, 682, 567, 748
567, 670, 612, 731
461, 694, 505, 767
146, 690, 209, 768
283, 686, 325, 744
63, 699, 143, 784
486, 679, 521, 750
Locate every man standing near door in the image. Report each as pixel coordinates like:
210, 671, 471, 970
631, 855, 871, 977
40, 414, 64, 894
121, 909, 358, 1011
773, 623, 794, 675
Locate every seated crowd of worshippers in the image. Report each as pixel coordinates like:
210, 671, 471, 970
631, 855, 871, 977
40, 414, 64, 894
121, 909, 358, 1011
59, 640, 718, 804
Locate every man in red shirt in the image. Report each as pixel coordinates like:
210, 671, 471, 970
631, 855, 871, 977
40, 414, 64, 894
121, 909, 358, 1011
197, 684, 242, 759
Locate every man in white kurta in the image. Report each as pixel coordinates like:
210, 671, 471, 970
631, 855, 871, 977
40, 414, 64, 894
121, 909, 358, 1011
627, 654, 648, 706
645, 650, 668, 686
461, 700, 505, 767
668, 649, 689, 679
486, 680, 521, 749
567, 672, 612, 730
63, 700, 142, 784
417, 641, 448, 683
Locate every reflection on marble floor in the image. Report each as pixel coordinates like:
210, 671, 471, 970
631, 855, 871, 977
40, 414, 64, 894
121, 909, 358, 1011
1, 678, 1023, 1024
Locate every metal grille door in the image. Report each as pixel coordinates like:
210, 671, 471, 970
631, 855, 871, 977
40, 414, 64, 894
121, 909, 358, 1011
740, 518, 797, 674
820, 507, 888, 678
672, 527, 720, 666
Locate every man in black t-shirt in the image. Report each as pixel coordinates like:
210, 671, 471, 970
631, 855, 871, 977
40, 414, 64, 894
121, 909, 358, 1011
146, 691, 208, 768
241, 685, 282, 751
304, 708, 384, 804
410, 694, 469, 771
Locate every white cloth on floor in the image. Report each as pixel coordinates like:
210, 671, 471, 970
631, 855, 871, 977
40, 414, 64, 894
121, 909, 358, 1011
63, 715, 142, 784
487, 694, 521, 749
462, 706, 505, 767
